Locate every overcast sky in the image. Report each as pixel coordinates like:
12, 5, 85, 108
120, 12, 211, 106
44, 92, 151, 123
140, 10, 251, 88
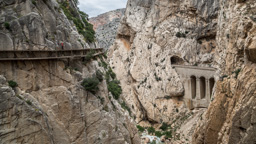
78, 0, 127, 18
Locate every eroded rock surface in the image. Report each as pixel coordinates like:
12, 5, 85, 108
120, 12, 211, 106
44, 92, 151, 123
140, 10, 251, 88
90, 9, 125, 49
0, 0, 140, 143
193, 0, 256, 143
109, 0, 218, 124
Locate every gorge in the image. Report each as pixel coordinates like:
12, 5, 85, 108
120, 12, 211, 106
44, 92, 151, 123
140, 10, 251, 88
0, 0, 256, 144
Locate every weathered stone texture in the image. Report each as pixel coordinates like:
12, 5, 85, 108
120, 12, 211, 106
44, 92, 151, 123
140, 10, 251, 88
193, 0, 256, 143
89, 9, 125, 50
0, 0, 140, 143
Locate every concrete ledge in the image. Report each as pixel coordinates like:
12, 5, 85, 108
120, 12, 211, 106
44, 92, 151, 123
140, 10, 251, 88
172, 64, 216, 71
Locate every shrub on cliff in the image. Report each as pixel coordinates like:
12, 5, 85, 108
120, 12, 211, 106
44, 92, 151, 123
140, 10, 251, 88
8, 80, 18, 88
95, 70, 104, 82
155, 131, 163, 137
59, 2, 95, 43
107, 80, 122, 100
147, 127, 155, 135
136, 125, 145, 132
160, 122, 169, 131
81, 77, 99, 94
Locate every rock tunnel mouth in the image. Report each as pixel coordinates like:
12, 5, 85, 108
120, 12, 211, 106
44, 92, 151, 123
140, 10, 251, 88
171, 56, 184, 65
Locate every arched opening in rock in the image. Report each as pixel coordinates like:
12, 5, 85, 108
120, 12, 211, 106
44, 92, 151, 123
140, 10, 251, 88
209, 77, 215, 98
191, 76, 196, 99
171, 56, 184, 65
200, 77, 206, 99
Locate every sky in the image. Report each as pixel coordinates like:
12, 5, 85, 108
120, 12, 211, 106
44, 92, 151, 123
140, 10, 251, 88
78, 0, 127, 18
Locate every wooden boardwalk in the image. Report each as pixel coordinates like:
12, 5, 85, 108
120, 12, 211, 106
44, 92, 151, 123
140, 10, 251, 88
0, 48, 104, 61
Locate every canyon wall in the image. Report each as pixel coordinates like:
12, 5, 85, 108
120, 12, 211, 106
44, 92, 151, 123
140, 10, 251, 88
109, 0, 219, 124
193, 0, 256, 143
109, 0, 220, 142
89, 9, 125, 49
0, 0, 140, 143
109, 0, 256, 143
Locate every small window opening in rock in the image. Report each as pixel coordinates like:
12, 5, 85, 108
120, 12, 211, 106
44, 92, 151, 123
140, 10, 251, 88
171, 56, 184, 65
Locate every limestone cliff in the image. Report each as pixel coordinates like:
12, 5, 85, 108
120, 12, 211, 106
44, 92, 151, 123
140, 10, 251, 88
89, 9, 125, 49
109, 0, 218, 128
109, 0, 256, 143
193, 0, 256, 143
0, 0, 140, 143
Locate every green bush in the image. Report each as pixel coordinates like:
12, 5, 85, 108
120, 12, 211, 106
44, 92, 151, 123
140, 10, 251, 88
163, 130, 172, 138
95, 70, 104, 82
101, 60, 108, 69
147, 127, 155, 134
107, 68, 116, 79
136, 125, 145, 132
107, 80, 122, 100
155, 131, 163, 137
81, 77, 100, 94
160, 122, 169, 131
4, 22, 10, 30
8, 80, 18, 88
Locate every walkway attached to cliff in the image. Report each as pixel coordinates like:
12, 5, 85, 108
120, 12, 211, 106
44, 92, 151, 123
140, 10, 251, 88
0, 48, 104, 61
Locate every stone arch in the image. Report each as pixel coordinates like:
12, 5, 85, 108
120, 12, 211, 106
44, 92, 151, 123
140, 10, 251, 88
191, 75, 196, 99
200, 77, 206, 99
209, 77, 215, 98
171, 56, 184, 65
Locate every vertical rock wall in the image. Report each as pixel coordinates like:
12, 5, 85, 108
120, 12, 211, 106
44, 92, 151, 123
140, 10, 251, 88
193, 0, 256, 143
109, 0, 219, 124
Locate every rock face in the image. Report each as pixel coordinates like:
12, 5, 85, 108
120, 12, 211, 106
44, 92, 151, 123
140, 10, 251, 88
0, 0, 89, 50
109, 0, 256, 143
89, 9, 125, 49
0, 0, 140, 143
109, 0, 218, 124
193, 0, 256, 144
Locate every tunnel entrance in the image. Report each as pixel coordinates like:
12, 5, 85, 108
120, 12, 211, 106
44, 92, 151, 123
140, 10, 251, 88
171, 56, 184, 65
